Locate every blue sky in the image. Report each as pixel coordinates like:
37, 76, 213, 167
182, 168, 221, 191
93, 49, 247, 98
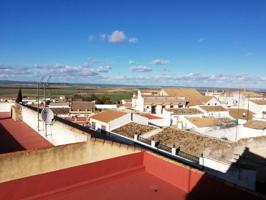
0, 0, 266, 88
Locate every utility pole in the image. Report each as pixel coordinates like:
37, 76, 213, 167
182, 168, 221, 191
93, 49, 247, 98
37, 82, 40, 131
247, 95, 250, 121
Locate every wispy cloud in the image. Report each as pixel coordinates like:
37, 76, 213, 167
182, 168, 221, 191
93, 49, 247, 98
128, 60, 135, 64
99, 33, 107, 41
88, 35, 94, 42
245, 52, 253, 57
152, 59, 169, 65
130, 65, 152, 72
197, 38, 206, 43
128, 37, 138, 43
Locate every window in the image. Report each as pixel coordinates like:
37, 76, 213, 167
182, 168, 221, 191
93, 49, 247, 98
170, 104, 174, 108
101, 125, 106, 130
91, 122, 96, 130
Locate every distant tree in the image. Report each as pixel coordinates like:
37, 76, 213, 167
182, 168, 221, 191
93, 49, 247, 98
16, 88, 22, 103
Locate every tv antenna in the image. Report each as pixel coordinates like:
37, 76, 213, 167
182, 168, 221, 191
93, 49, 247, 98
41, 107, 54, 137
37, 75, 53, 136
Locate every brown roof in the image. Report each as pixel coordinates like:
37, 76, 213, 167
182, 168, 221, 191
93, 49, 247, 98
187, 117, 223, 127
71, 101, 95, 112
199, 106, 226, 112
188, 96, 214, 106
90, 110, 128, 123
250, 99, 266, 105
144, 96, 186, 105
229, 109, 253, 120
244, 120, 266, 130
139, 113, 162, 119
165, 108, 202, 115
162, 88, 202, 97
50, 108, 69, 115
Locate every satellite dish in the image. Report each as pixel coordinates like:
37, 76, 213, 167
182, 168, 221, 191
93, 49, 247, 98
41, 108, 54, 124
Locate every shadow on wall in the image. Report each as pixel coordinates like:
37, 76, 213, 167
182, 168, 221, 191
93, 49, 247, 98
0, 123, 25, 154
227, 147, 266, 195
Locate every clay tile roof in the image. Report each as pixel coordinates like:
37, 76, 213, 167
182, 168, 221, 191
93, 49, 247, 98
165, 108, 203, 115
187, 117, 223, 127
71, 101, 95, 111
139, 113, 162, 119
199, 106, 226, 112
90, 110, 128, 123
228, 109, 253, 120
162, 88, 203, 98
244, 120, 266, 130
250, 99, 266, 105
50, 108, 69, 115
143, 96, 186, 105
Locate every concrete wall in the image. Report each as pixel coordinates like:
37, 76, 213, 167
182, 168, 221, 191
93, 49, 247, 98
21, 106, 88, 145
0, 138, 140, 183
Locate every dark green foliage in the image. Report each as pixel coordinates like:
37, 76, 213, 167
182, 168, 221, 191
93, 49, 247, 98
16, 88, 22, 103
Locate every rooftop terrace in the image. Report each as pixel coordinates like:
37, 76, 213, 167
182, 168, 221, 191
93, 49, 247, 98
0, 151, 264, 200
0, 112, 53, 154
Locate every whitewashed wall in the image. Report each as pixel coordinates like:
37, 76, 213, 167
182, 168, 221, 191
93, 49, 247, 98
0, 102, 14, 112
109, 113, 131, 131
200, 157, 256, 190
90, 119, 110, 131
132, 113, 148, 125
21, 106, 88, 145
249, 101, 266, 119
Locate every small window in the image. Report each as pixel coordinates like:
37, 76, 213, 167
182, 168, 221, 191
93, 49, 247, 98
101, 125, 106, 131
91, 122, 96, 130
170, 105, 174, 108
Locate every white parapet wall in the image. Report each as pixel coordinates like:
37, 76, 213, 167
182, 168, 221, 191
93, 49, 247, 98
0, 102, 14, 112
21, 106, 88, 146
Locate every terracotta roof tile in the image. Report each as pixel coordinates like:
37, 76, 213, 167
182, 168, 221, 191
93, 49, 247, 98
90, 110, 128, 123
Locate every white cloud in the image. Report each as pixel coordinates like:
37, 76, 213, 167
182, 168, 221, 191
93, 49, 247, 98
95, 66, 112, 73
197, 38, 206, 43
130, 65, 152, 72
152, 59, 169, 65
108, 30, 127, 43
128, 60, 135, 64
128, 37, 138, 43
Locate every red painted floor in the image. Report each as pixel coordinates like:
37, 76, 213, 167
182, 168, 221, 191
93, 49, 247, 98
0, 112, 53, 152
0, 152, 264, 200
42, 169, 187, 200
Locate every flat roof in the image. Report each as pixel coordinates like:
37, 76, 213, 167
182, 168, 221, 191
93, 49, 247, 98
244, 120, 266, 130
199, 105, 226, 112
229, 109, 253, 120
165, 108, 202, 115
251, 99, 266, 105
0, 112, 53, 152
90, 110, 128, 123
187, 117, 223, 127
0, 152, 263, 200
